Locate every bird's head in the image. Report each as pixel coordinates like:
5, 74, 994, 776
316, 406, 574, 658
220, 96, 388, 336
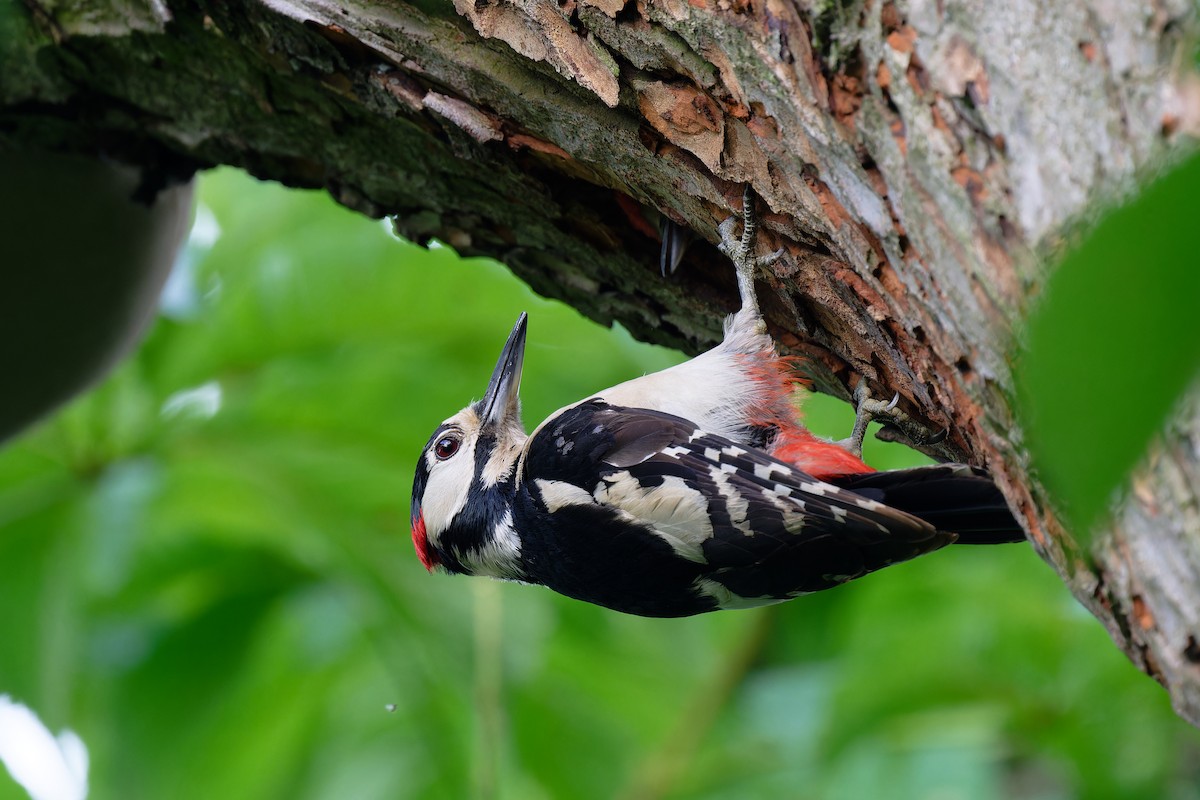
410, 313, 529, 577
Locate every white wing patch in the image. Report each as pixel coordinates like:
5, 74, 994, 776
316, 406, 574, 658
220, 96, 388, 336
535, 479, 597, 512
594, 472, 713, 563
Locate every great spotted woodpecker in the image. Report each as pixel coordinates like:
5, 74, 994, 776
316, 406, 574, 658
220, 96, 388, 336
410, 192, 1024, 617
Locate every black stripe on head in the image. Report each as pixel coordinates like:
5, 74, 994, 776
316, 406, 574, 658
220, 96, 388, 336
410, 459, 430, 528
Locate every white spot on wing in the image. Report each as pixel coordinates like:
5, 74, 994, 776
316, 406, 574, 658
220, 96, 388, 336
707, 465, 754, 536
759, 486, 797, 516
535, 479, 597, 512
762, 483, 811, 535
754, 463, 778, 480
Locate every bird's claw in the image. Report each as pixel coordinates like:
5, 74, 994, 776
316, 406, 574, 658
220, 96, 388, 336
837, 386, 917, 458
716, 217, 740, 256
659, 217, 694, 277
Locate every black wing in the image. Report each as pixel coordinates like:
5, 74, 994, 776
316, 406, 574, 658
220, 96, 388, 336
522, 400, 953, 609
831, 465, 1024, 544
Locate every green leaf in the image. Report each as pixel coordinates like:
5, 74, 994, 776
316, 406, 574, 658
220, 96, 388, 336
1018, 151, 1200, 533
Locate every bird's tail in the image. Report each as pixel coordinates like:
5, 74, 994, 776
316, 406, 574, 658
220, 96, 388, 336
831, 464, 1025, 544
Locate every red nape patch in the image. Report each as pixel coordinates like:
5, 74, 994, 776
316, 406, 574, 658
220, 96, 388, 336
410, 512, 439, 571
771, 427, 875, 480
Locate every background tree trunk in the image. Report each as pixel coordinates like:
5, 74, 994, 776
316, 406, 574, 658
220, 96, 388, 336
4, 0, 1200, 723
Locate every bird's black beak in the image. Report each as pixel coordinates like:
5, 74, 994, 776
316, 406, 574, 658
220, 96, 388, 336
478, 312, 527, 428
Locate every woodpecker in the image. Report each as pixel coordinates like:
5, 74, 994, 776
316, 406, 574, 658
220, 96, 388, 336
410, 192, 1024, 617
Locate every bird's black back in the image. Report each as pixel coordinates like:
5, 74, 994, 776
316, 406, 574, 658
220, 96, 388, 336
514, 401, 999, 617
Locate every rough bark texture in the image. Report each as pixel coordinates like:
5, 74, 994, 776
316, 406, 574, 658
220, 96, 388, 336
4, 0, 1200, 722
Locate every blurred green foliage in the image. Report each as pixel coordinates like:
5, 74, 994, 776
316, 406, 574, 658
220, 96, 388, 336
1018, 152, 1200, 533
0, 169, 1197, 800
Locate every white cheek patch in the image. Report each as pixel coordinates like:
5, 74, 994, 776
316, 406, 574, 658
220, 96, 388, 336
421, 437, 479, 543
594, 472, 712, 563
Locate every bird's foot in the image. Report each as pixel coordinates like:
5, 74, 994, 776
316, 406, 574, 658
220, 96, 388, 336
835, 383, 946, 458
718, 186, 784, 316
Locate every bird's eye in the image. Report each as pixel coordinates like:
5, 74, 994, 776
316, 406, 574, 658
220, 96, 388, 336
434, 436, 460, 460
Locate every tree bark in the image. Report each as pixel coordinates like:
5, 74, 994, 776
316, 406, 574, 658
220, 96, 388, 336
4, 0, 1200, 722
